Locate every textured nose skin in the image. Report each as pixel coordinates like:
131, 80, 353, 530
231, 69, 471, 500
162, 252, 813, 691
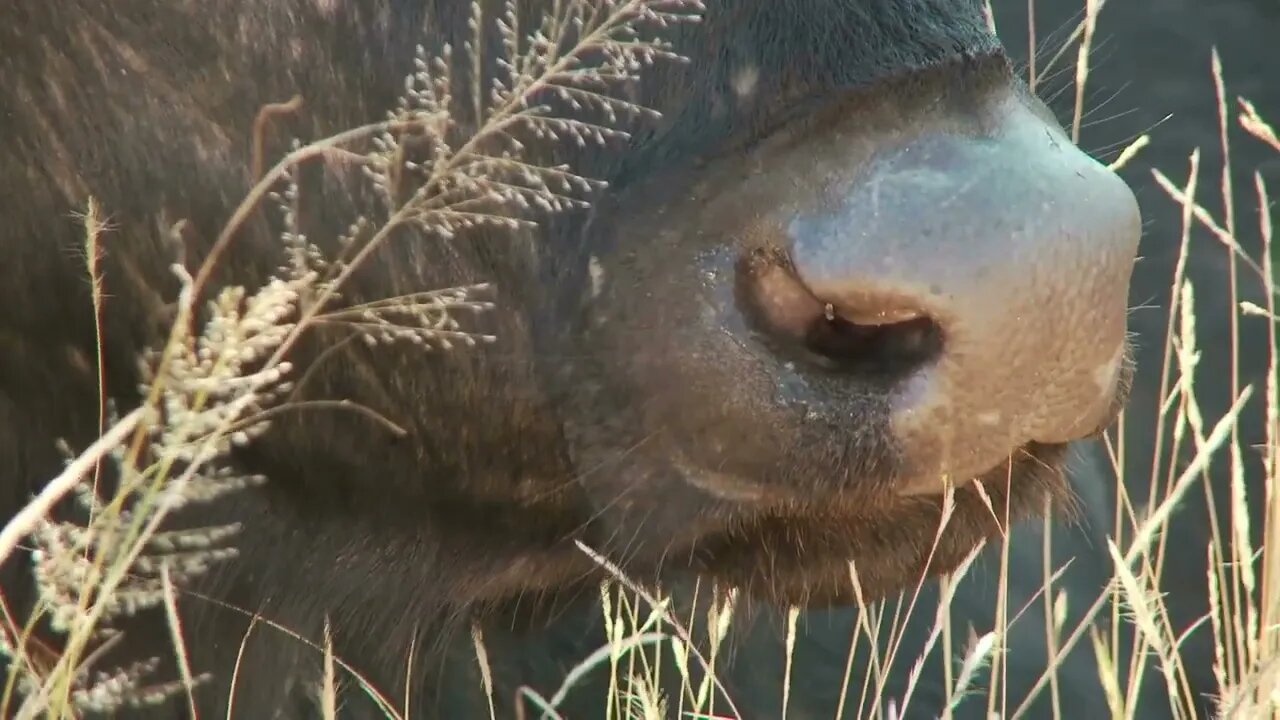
789, 94, 1141, 492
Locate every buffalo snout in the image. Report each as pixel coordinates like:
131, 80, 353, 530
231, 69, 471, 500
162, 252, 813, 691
734, 84, 1140, 497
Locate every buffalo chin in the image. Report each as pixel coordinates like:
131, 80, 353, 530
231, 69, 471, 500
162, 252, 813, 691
652, 440, 1075, 608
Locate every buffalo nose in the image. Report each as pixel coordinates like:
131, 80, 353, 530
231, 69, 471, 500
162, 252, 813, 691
750, 95, 1141, 494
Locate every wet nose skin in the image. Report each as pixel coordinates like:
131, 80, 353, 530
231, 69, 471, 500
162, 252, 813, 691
788, 92, 1141, 495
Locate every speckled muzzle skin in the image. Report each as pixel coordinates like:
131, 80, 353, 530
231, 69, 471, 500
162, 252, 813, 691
784, 87, 1140, 495
577, 67, 1140, 509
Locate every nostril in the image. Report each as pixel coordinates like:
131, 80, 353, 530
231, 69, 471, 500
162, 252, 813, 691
735, 248, 944, 377
804, 312, 942, 375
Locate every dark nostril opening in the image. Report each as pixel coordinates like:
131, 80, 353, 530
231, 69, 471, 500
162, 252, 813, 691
803, 311, 942, 376
735, 248, 944, 378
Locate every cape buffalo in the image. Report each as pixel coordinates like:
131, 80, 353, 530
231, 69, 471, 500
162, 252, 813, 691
0, 0, 1152, 716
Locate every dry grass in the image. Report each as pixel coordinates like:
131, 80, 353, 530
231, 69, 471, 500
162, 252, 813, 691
0, 0, 1277, 718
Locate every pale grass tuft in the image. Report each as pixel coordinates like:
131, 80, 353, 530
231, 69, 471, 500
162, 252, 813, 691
320, 618, 337, 720
471, 622, 498, 720
942, 629, 998, 719
572, 539, 742, 720
1103, 538, 1179, 709
1107, 134, 1151, 172
782, 605, 800, 720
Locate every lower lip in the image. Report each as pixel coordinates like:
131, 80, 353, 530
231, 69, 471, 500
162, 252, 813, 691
671, 451, 771, 503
